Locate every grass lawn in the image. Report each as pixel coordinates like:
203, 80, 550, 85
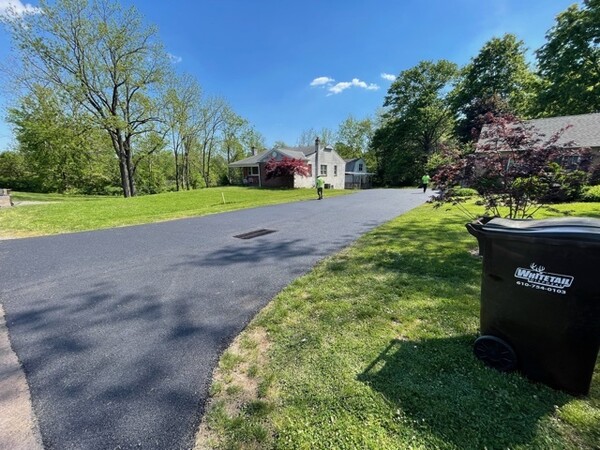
0, 187, 351, 238
196, 202, 600, 450
10, 192, 108, 202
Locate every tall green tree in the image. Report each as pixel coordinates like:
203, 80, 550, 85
450, 34, 539, 142
272, 140, 288, 149
297, 127, 335, 147
0, 151, 32, 191
335, 115, 373, 160
196, 97, 229, 187
221, 111, 247, 184
161, 73, 203, 191
372, 60, 458, 185
7, 85, 115, 193
134, 143, 172, 195
536, 0, 600, 116
3, 0, 169, 197
238, 126, 266, 156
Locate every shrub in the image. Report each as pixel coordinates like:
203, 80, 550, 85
581, 185, 600, 202
588, 165, 600, 186
451, 187, 479, 197
103, 185, 123, 196
538, 163, 588, 203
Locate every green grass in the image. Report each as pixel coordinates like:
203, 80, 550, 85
0, 187, 350, 238
10, 191, 108, 202
198, 201, 600, 450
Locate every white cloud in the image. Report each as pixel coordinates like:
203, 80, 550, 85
310, 76, 335, 87
328, 81, 351, 95
0, 0, 41, 18
381, 73, 396, 81
167, 53, 183, 64
327, 78, 379, 95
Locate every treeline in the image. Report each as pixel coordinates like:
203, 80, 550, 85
1, 1, 597, 195
372, 0, 599, 186
0, 0, 378, 197
0, 0, 266, 196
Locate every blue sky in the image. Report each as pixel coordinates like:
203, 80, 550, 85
0, 0, 582, 150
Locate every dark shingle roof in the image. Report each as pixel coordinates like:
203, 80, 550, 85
278, 148, 309, 159
228, 147, 311, 168
280, 146, 316, 156
345, 158, 359, 172
478, 113, 600, 149
526, 113, 600, 148
228, 151, 268, 167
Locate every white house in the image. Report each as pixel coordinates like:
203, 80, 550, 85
229, 138, 346, 189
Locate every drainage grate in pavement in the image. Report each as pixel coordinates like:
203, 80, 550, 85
234, 229, 277, 239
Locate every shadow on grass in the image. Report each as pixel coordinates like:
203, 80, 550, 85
327, 217, 483, 284
359, 337, 571, 449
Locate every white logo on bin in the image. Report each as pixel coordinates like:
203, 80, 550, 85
514, 263, 574, 295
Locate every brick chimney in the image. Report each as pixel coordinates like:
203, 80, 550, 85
251, 146, 256, 156
314, 137, 320, 183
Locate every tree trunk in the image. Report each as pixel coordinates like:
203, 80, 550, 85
125, 137, 136, 197
110, 131, 132, 198
227, 144, 231, 183
183, 135, 194, 190
205, 137, 213, 187
174, 150, 180, 191
118, 156, 131, 197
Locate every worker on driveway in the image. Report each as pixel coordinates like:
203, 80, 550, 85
421, 173, 431, 193
316, 175, 325, 200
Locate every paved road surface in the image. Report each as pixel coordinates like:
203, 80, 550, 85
0, 189, 427, 449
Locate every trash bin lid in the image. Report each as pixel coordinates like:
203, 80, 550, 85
481, 217, 600, 241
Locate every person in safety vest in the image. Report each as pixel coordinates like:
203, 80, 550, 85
316, 175, 325, 200
421, 173, 431, 193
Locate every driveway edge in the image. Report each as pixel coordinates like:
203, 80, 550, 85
0, 304, 44, 450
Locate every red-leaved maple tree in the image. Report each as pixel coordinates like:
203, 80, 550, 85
433, 114, 589, 218
265, 157, 311, 180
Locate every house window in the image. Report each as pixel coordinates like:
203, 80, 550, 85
334, 165, 338, 176
308, 164, 312, 174
358, 163, 364, 172
320, 165, 327, 176
250, 166, 259, 175
557, 155, 581, 169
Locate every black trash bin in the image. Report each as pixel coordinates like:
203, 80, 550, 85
467, 217, 600, 396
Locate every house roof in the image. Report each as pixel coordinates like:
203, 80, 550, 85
526, 113, 600, 148
284, 146, 316, 157
344, 158, 363, 172
229, 145, 337, 168
478, 112, 600, 150
279, 148, 311, 159
228, 147, 313, 168
228, 151, 265, 168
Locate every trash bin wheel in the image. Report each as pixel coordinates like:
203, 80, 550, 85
473, 335, 517, 372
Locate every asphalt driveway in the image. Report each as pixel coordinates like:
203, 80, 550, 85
0, 189, 427, 449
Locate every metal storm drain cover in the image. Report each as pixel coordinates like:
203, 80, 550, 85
234, 229, 277, 239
